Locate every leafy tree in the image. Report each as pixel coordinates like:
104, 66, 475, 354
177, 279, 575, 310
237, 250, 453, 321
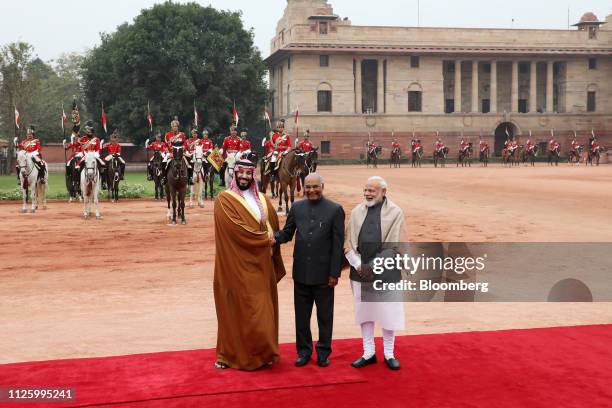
82, 1, 268, 145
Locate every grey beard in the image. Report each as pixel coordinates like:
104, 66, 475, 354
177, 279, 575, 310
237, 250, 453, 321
364, 197, 382, 207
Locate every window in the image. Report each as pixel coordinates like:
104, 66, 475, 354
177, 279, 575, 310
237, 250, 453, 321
519, 63, 528, 74
518, 99, 528, 113
320, 55, 329, 67
589, 58, 597, 69
410, 56, 420, 68
288, 58, 291, 70
447, 62, 455, 73
408, 91, 422, 112
445, 99, 454, 114
587, 91, 596, 112
319, 22, 328, 35
482, 99, 490, 113
321, 141, 330, 154
483, 63, 491, 74
318, 90, 332, 112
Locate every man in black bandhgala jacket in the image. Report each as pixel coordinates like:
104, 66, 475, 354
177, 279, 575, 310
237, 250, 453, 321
273, 173, 345, 367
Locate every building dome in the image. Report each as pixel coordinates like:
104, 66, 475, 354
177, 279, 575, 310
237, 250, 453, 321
579, 12, 599, 23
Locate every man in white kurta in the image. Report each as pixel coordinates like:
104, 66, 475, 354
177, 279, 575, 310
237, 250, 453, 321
345, 176, 405, 370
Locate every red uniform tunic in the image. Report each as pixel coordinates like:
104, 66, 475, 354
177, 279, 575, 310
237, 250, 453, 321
592, 141, 600, 152
264, 140, 274, 155
479, 140, 488, 152
570, 141, 580, 151
221, 136, 241, 154
105, 142, 121, 155
549, 139, 559, 151
18, 138, 41, 153
298, 140, 314, 152
367, 141, 377, 153
272, 132, 292, 153
201, 139, 214, 151
147, 141, 168, 153
391, 141, 400, 150
239, 138, 252, 152
80, 136, 101, 153
435, 142, 445, 151
526, 140, 535, 151
65, 141, 82, 161
186, 138, 200, 153
165, 132, 187, 147
412, 141, 422, 152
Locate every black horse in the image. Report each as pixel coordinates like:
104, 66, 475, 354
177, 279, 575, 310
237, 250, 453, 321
65, 158, 81, 202
106, 154, 123, 202
457, 143, 473, 167
367, 146, 382, 168
150, 151, 165, 200
299, 148, 319, 191
390, 147, 401, 168
547, 147, 560, 166
165, 144, 188, 225
522, 145, 539, 167
411, 145, 423, 168
433, 147, 449, 168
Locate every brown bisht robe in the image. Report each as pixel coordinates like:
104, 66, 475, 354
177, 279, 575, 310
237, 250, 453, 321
213, 190, 286, 370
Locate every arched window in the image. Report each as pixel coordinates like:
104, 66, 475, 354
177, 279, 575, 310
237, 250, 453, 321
408, 83, 423, 112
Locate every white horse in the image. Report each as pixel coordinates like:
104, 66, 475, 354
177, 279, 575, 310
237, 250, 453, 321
189, 144, 207, 208
80, 151, 102, 219
16, 150, 47, 213
224, 151, 240, 188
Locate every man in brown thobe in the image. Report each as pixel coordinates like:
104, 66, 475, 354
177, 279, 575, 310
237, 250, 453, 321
213, 159, 286, 370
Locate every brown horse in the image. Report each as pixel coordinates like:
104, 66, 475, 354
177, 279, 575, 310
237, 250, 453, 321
457, 143, 473, 167
277, 149, 306, 213
390, 147, 401, 168
479, 146, 490, 167
260, 153, 280, 198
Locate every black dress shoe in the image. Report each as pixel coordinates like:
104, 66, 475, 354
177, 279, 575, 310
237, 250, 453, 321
295, 355, 311, 367
351, 355, 377, 368
317, 358, 330, 367
384, 357, 401, 370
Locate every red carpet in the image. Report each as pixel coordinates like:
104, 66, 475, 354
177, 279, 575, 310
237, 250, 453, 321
1, 325, 611, 408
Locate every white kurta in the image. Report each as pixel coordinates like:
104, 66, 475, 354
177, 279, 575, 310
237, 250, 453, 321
351, 280, 405, 331
242, 189, 262, 220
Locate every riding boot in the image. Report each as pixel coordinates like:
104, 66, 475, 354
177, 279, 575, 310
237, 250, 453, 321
120, 162, 125, 180
188, 167, 194, 185
39, 162, 47, 184
162, 161, 170, 185
147, 162, 153, 180
219, 162, 227, 186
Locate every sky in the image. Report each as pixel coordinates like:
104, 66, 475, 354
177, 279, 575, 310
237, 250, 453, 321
0, 0, 610, 62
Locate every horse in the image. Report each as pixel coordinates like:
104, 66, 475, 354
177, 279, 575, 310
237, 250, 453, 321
260, 152, 280, 198
299, 148, 319, 194
366, 146, 381, 168
502, 147, 519, 167
65, 157, 82, 202
390, 147, 401, 168
586, 146, 604, 166
150, 151, 165, 200
522, 145, 539, 167
80, 151, 101, 219
224, 152, 241, 189
479, 146, 490, 167
457, 143, 473, 167
547, 147, 560, 166
189, 145, 207, 208
433, 147, 449, 168
106, 154, 122, 203
411, 146, 423, 168
165, 144, 188, 225
16, 150, 47, 213
568, 147, 583, 166
277, 149, 306, 214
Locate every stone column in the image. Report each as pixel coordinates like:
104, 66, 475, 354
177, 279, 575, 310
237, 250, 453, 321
471, 61, 479, 113
454, 60, 462, 113
490, 61, 497, 113
377, 59, 385, 113
529, 61, 537, 112
355, 58, 362, 114
511, 60, 519, 112
546, 61, 554, 113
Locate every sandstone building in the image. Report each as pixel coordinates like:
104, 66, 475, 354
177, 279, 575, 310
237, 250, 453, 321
265, 0, 612, 158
